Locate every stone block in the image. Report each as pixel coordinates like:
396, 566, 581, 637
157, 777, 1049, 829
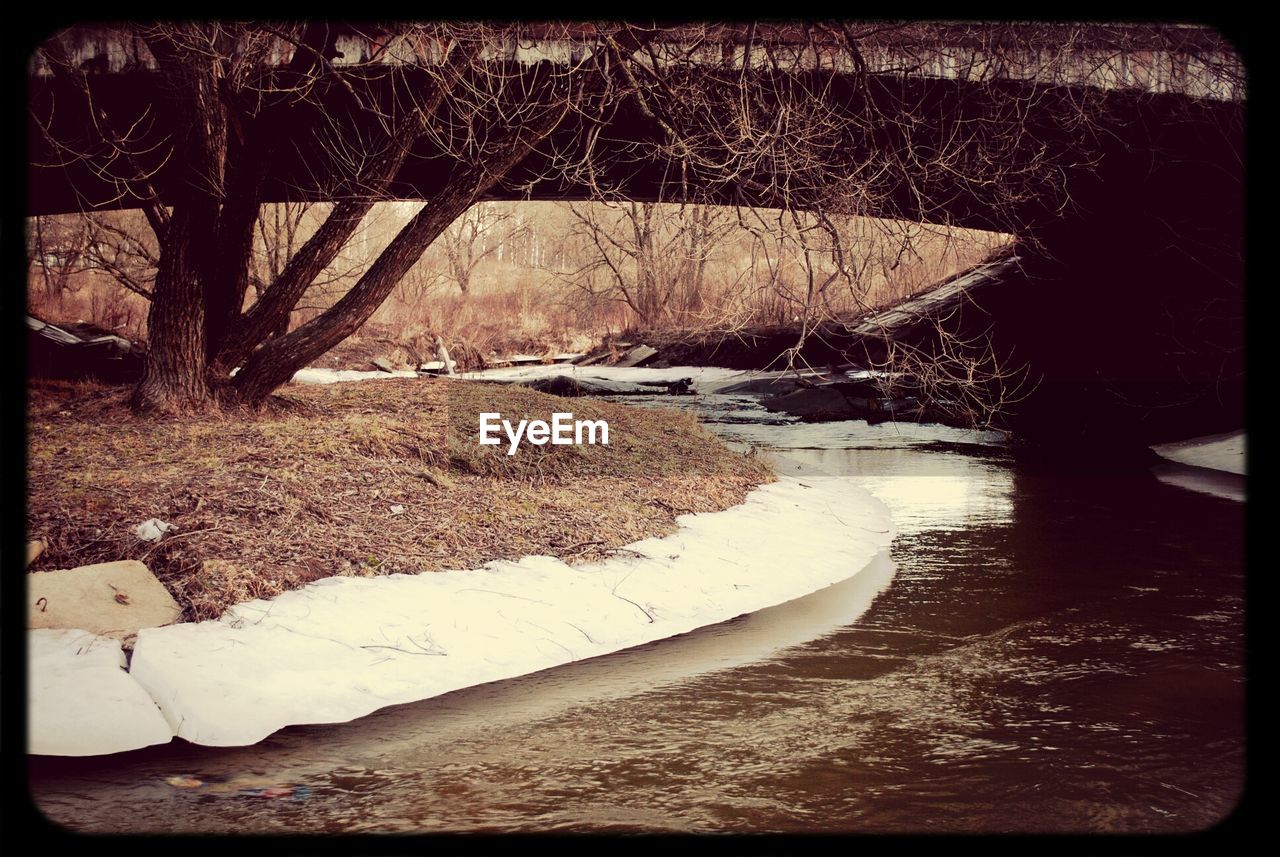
29, 560, 182, 637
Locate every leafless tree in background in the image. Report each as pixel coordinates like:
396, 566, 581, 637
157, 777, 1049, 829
436, 205, 527, 295
28, 212, 156, 335
29, 216, 92, 303
555, 201, 736, 327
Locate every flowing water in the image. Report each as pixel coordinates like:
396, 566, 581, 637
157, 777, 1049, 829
27, 379, 1246, 834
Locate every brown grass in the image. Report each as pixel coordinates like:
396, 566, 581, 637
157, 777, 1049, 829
27, 377, 773, 622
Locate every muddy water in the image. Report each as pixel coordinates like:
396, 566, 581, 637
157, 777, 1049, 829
28, 388, 1245, 834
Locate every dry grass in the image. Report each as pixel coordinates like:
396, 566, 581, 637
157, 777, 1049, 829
27, 377, 773, 621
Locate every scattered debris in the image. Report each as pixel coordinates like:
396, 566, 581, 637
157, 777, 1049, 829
575, 351, 608, 367
27, 539, 46, 567
514, 374, 692, 398
434, 335, 457, 376
517, 375, 604, 397
134, 519, 176, 542
715, 376, 809, 396
614, 344, 659, 368
161, 774, 314, 799
762, 384, 923, 423
371, 357, 397, 374
637, 377, 695, 395
390, 504, 406, 515
27, 314, 143, 382
242, 784, 312, 800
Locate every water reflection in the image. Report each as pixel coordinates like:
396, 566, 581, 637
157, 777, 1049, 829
1150, 461, 1246, 503
768, 446, 1015, 534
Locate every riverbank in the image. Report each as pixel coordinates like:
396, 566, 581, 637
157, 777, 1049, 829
31, 474, 894, 755
27, 377, 772, 622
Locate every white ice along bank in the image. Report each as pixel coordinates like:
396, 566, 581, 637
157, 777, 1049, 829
28, 629, 174, 756
479, 411, 608, 455
35, 476, 892, 754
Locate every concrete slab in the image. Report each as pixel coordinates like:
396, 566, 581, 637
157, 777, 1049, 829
29, 560, 182, 638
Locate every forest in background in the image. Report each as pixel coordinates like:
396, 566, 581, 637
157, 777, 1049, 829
28, 201, 1009, 371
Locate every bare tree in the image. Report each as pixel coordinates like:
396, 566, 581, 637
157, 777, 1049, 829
28, 22, 1238, 416
556, 201, 735, 327
28, 212, 155, 314
248, 202, 312, 339
28, 216, 92, 303
83, 213, 159, 300
434, 203, 527, 295
872, 325, 1038, 431
31, 22, 663, 410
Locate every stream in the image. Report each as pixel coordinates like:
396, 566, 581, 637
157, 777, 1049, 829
28, 372, 1245, 834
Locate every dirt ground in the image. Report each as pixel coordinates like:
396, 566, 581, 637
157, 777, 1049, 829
26, 377, 773, 621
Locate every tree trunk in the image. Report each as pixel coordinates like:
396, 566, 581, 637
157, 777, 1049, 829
213, 198, 377, 374
131, 26, 227, 411
124, 27, 638, 410
131, 206, 212, 410
228, 187, 480, 404
205, 131, 272, 365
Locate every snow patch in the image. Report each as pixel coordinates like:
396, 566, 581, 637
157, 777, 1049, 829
128, 476, 892, 748
291, 367, 418, 385
1151, 431, 1245, 476
460, 363, 752, 392
28, 629, 174, 756
715, 418, 1007, 449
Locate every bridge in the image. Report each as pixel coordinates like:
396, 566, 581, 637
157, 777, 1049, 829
29, 23, 1243, 98
26, 23, 1244, 448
